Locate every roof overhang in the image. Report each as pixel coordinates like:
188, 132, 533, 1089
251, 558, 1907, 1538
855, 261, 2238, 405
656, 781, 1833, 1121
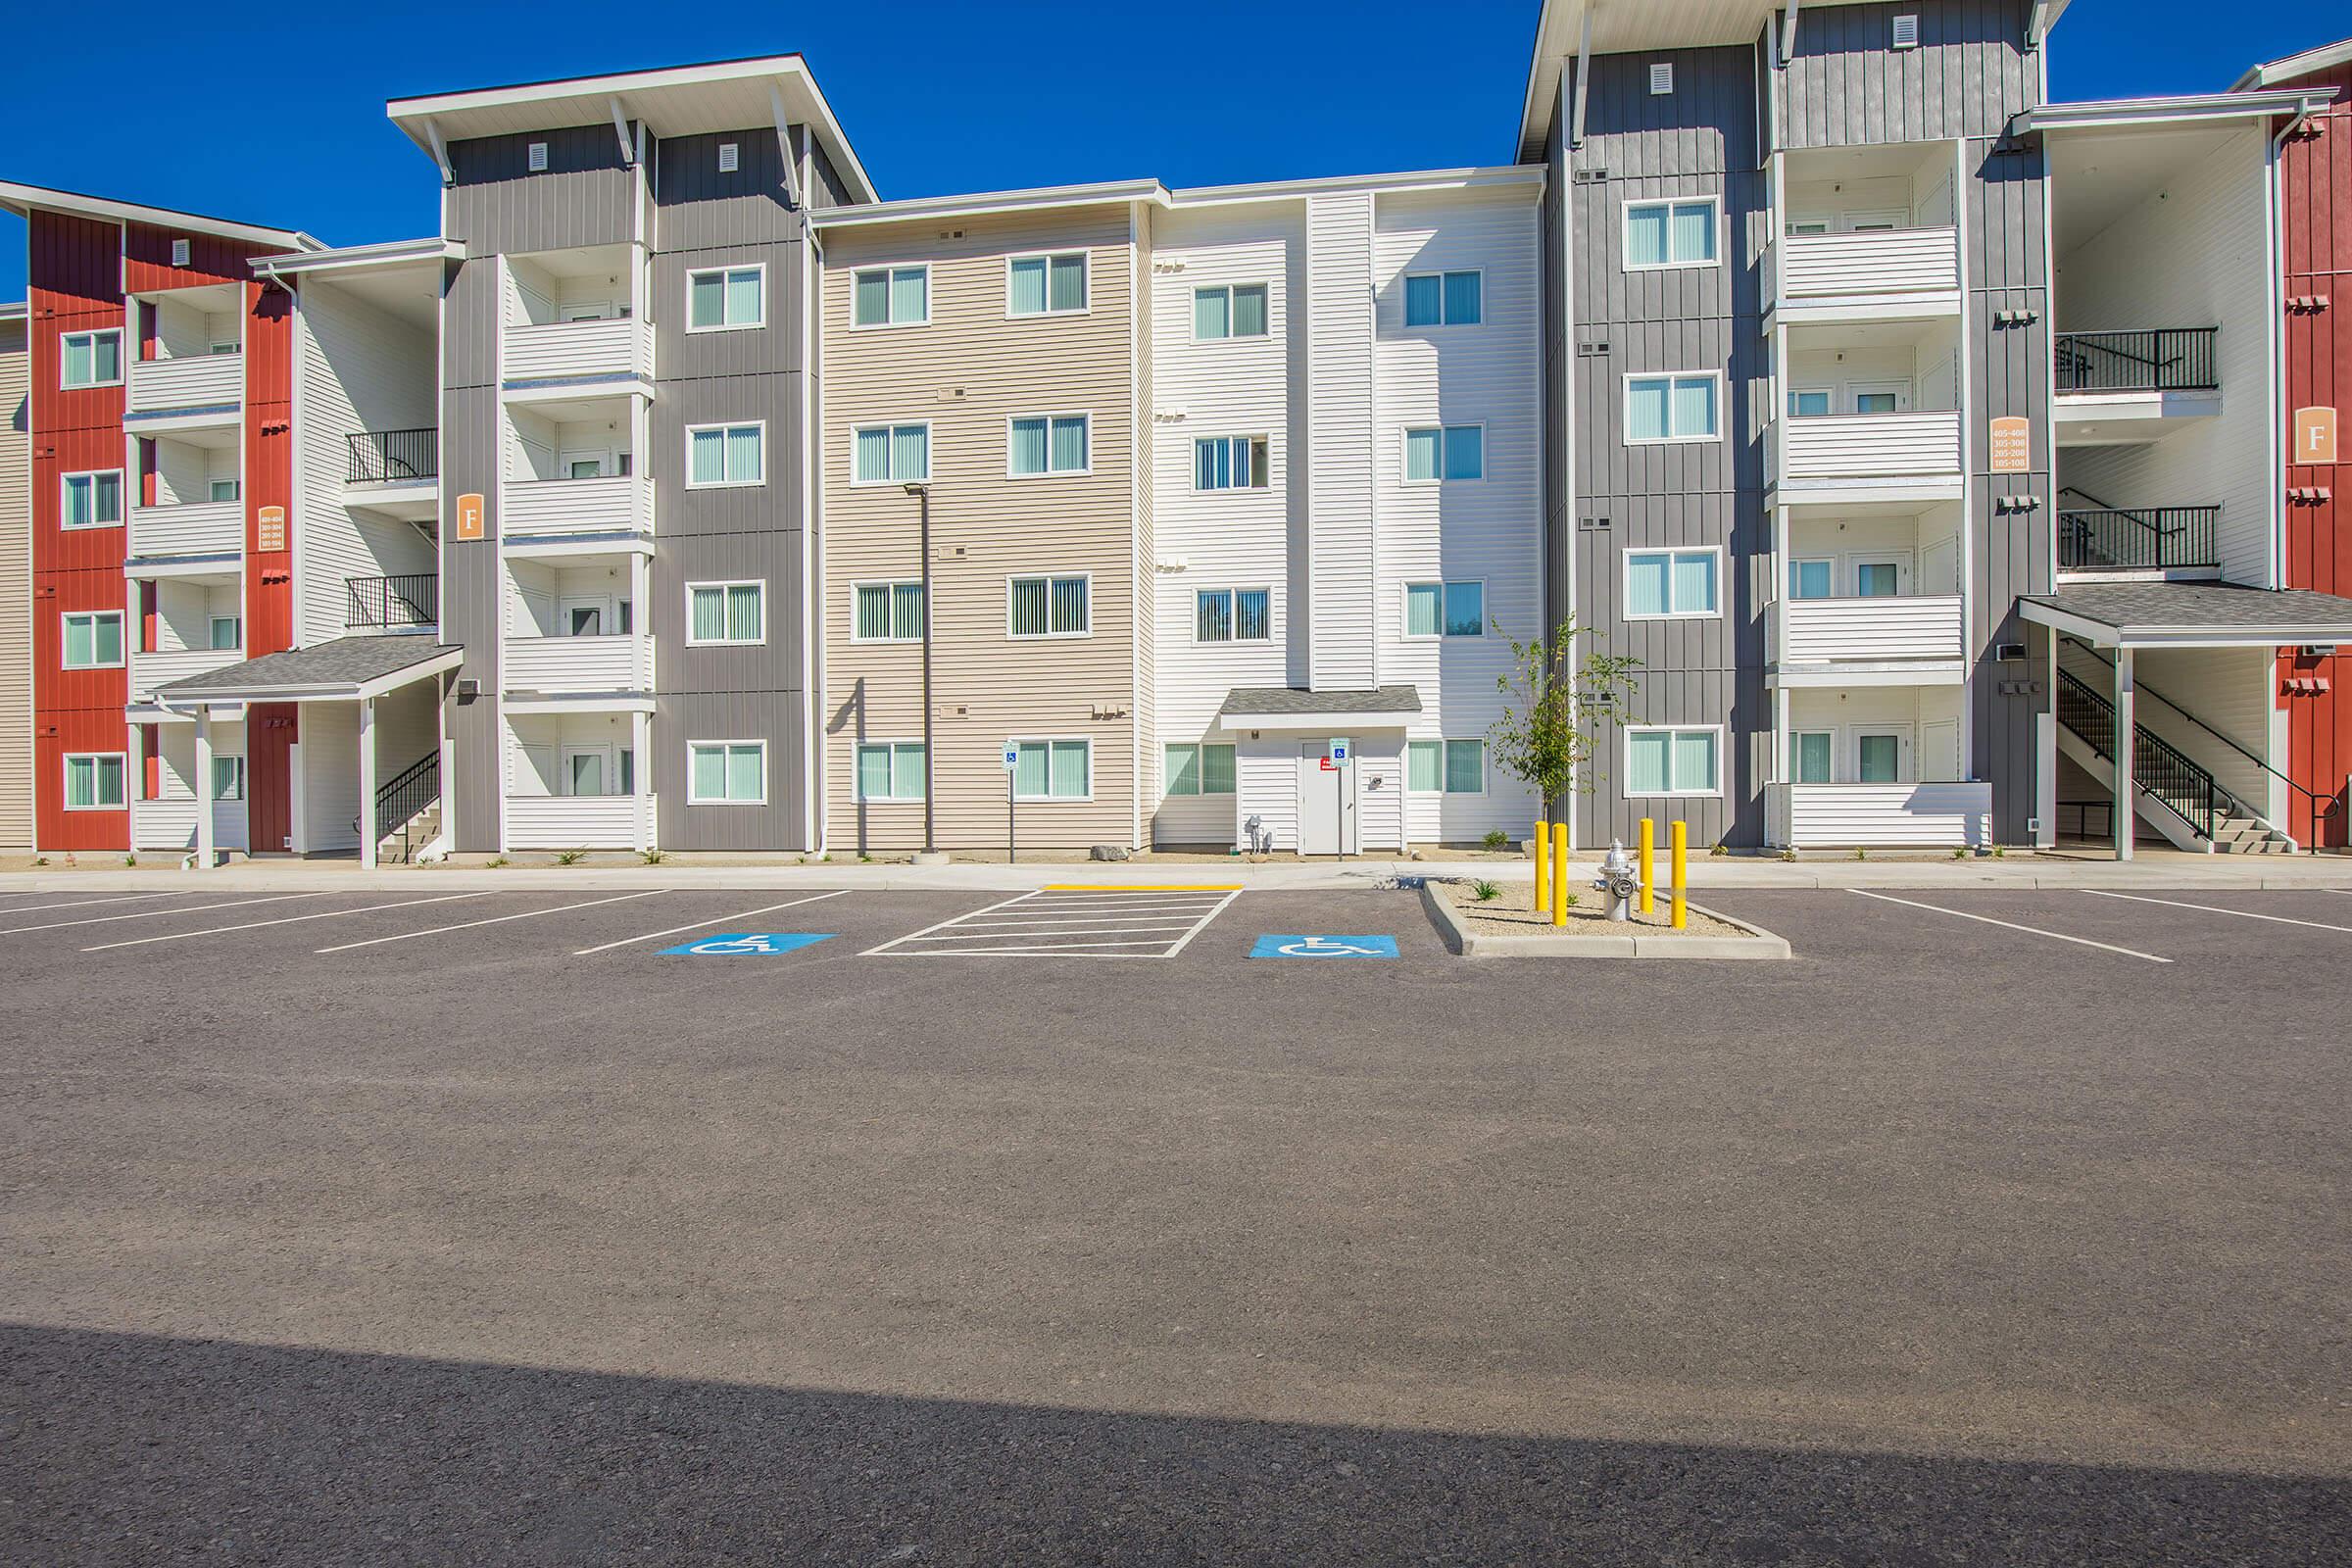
2231, 35, 2352, 91
1169, 166, 1544, 207
386, 54, 875, 204
812, 179, 1167, 230
158, 643, 465, 704
1219, 685, 1425, 732
2015, 87, 2338, 135
249, 236, 460, 279
2019, 586, 2352, 650
0, 179, 318, 252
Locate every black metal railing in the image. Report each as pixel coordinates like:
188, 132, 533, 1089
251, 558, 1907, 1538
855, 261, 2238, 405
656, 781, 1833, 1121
345, 573, 438, 630
2055, 801, 2116, 842
345, 427, 438, 484
374, 751, 440, 854
2057, 507, 2221, 571
2055, 668, 2225, 841
2054, 328, 2220, 393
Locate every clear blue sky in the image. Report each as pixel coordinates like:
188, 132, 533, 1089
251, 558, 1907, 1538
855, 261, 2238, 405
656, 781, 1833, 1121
1, 0, 2343, 299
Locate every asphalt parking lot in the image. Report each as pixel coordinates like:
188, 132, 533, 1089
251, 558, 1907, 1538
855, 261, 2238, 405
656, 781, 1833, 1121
3, 880, 2349, 1563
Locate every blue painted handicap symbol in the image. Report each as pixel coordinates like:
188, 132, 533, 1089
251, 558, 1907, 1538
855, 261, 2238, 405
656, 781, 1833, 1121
661, 932, 834, 956
1250, 934, 1398, 959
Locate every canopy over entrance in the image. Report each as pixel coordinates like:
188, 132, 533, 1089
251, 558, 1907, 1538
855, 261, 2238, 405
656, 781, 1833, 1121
2017, 583, 2352, 651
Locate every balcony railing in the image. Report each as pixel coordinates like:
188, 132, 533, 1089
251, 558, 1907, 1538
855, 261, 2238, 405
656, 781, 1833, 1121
502, 315, 652, 386
1780, 226, 1960, 300
346, 573, 439, 630
2054, 328, 2219, 393
505, 793, 650, 850
2057, 508, 2220, 572
125, 351, 243, 416
128, 498, 244, 559
1780, 595, 1965, 663
1781, 411, 1964, 484
347, 428, 438, 485
128, 646, 243, 701
131, 795, 249, 853
503, 474, 648, 537
1766, 781, 1991, 849
503, 633, 649, 692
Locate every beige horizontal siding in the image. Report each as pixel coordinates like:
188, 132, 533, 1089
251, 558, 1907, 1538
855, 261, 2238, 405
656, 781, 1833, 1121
820, 209, 1140, 850
0, 322, 29, 848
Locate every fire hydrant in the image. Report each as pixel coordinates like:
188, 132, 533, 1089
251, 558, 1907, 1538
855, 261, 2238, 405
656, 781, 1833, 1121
1594, 838, 1642, 922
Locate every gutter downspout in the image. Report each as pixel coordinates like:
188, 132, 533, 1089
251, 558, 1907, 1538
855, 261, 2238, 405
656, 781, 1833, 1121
2263, 108, 2310, 594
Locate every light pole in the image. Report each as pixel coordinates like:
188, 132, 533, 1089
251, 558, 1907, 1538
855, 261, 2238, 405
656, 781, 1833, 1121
903, 481, 941, 861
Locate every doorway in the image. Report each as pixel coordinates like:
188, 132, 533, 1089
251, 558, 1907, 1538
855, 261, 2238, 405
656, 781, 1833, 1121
1296, 739, 1357, 856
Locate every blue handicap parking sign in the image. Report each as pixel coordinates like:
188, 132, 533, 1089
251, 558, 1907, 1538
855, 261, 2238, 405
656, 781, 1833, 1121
1249, 934, 1398, 959
661, 932, 834, 956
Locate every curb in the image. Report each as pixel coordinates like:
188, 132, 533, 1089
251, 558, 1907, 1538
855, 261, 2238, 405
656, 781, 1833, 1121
1418, 879, 1793, 960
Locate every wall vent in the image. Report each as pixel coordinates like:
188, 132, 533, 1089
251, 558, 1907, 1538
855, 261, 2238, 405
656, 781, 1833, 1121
1648, 63, 1674, 95
718, 142, 739, 172
527, 141, 549, 172
1892, 15, 1920, 48
171, 239, 190, 268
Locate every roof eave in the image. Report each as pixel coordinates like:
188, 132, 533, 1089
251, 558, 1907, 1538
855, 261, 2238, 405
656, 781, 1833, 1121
812, 180, 1167, 228
2231, 35, 2352, 91
0, 179, 318, 253
2017, 87, 2339, 133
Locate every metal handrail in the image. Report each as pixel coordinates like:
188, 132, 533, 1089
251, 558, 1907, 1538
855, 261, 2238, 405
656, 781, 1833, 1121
2056, 668, 2224, 840
2056, 507, 2220, 571
2053, 327, 2219, 392
2067, 642, 2337, 826
346, 428, 439, 484
345, 573, 438, 630
373, 752, 440, 855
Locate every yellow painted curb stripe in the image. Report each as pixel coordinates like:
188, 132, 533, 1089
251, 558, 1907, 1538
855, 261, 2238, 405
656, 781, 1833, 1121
1041, 883, 1242, 893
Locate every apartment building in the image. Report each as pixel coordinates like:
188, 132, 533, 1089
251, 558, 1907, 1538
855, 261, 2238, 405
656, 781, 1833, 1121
0, 302, 26, 849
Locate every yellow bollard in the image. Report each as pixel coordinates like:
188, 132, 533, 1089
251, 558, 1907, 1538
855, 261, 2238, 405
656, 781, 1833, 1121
1551, 822, 1570, 927
1638, 817, 1655, 915
1534, 816, 1550, 914
1670, 819, 1689, 930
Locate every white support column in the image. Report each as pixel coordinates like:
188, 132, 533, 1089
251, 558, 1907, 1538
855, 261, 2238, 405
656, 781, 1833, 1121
193, 707, 216, 871
358, 695, 379, 870
631, 708, 651, 854
1775, 686, 1792, 782
630, 551, 651, 686
2112, 648, 2134, 861
2037, 631, 2058, 848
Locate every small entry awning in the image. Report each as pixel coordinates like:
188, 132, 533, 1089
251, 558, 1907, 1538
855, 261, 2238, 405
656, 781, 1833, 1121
2018, 583, 2352, 650
1219, 685, 1423, 731
155, 636, 465, 704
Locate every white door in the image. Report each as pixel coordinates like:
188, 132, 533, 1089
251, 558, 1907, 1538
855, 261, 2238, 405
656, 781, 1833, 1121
1847, 552, 1913, 597
1848, 381, 1912, 415
1297, 740, 1357, 856
563, 746, 612, 799
1920, 534, 1960, 595
560, 301, 612, 322
1841, 209, 1908, 232
1853, 727, 1913, 785
1920, 720, 1962, 784
559, 596, 610, 638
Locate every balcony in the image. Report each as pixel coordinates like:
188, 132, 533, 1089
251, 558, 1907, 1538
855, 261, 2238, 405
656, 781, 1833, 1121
131, 796, 249, 854
2053, 328, 2222, 443
502, 474, 649, 540
1778, 411, 1964, 498
1779, 595, 1966, 666
128, 498, 243, 561
129, 646, 243, 702
2057, 507, 2221, 574
503, 634, 650, 695
505, 793, 651, 850
124, 351, 243, 426
1766, 781, 1992, 850
1778, 226, 1960, 311
502, 315, 652, 392
346, 573, 439, 632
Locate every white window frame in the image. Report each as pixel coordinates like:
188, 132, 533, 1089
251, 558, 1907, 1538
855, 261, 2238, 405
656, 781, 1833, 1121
61, 328, 122, 390
684, 579, 767, 647
683, 420, 766, 489
1400, 423, 1488, 485
211, 754, 247, 802
850, 264, 930, 329
1789, 728, 1837, 784
686, 739, 767, 806
1787, 384, 1836, 418
1191, 433, 1270, 492
849, 579, 926, 644
1004, 251, 1091, 318
1009, 735, 1096, 804
208, 614, 243, 652
1846, 379, 1912, 415
1623, 370, 1726, 446
1401, 269, 1485, 327
1404, 738, 1490, 796
1004, 412, 1092, 479
1852, 724, 1914, 785
1623, 724, 1726, 800
62, 751, 127, 811
1621, 545, 1725, 621
1190, 281, 1271, 343
60, 468, 124, 530
1162, 741, 1238, 798
1401, 579, 1487, 640
60, 610, 125, 670
854, 739, 929, 803
1192, 586, 1274, 644
685, 263, 766, 333
848, 420, 932, 487
1788, 556, 1837, 600
1005, 572, 1093, 639
1621, 195, 1724, 270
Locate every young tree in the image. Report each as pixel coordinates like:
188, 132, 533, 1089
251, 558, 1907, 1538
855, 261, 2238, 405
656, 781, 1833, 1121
1488, 619, 1640, 822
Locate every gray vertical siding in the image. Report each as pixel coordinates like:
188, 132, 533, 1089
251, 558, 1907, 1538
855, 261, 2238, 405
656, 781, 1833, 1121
1778, 0, 2044, 148
1542, 91, 1570, 668
1567, 45, 1768, 850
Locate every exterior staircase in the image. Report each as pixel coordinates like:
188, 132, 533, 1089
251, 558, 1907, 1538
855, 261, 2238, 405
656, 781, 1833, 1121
372, 752, 442, 864
377, 799, 441, 864
2053, 669, 2290, 854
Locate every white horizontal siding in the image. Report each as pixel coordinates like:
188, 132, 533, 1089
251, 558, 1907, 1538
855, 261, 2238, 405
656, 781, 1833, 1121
505, 795, 641, 848
502, 317, 650, 384
1782, 228, 1959, 297
504, 634, 648, 692
1784, 411, 1962, 480
125, 352, 241, 414
128, 500, 243, 558
1307, 191, 1377, 691
1770, 782, 1990, 847
1782, 595, 1964, 662
503, 474, 646, 536
127, 647, 242, 700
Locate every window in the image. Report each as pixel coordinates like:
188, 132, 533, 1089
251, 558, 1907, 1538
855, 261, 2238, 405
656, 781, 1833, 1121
63, 753, 125, 810
1793, 731, 1833, 783
1625, 199, 1720, 269
526, 141, 549, 172
856, 742, 928, 802
1009, 415, 1089, 476
211, 755, 245, 802
1853, 388, 1905, 415
209, 615, 241, 652
1193, 435, 1269, 491
1407, 739, 1487, 794
852, 265, 928, 327
1403, 270, 1482, 326
1626, 374, 1721, 444
1193, 282, 1268, 341
209, 341, 238, 357
1625, 548, 1720, 618
61, 611, 124, 669
1007, 252, 1088, 316
1194, 588, 1271, 643
1626, 726, 1722, 797
61, 469, 122, 529
1008, 574, 1090, 637
687, 741, 765, 805
1403, 424, 1485, 482
686, 422, 764, 487
1855, 562, 1902, 598
718, 142, 740, 172
1011, 738, 1091, 801
852, 422, 930, 485
62, 329, 122, 389
1788, 387, 1833, 417
1404, 580, 1484, 638
209, 478, 240, 503
1789, 559, 1834, 600
1164, 742, 1237, 797
687, 266, 765, 331
1649, 63, 1675, 94
853, 581, 926, 642
1858, 732, 1902, 783
686, 581, 764, 645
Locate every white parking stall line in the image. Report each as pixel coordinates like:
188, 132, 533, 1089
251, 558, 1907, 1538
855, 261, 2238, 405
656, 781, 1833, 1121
0, 892, 330, 938
904, 940, 1198, 957
572, 890, 851, 955
864, 886, 1242, 958
1850, 890, 2173, 963
0, 892, 184, 915
315, 890, 666, 954
2082, 889, 2352, 935
82, 892, 498, 952
860, 891, 1042, 956
1162, 889, 1246, 956
908, 922, 1205, 942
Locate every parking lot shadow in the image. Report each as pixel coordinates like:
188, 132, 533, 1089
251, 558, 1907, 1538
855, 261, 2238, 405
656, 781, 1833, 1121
4, 1322, 2343, 1565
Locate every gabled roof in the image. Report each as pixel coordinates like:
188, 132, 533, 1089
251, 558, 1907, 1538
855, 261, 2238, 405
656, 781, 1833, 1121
2231, 35, 2352, 91
0, 179, 318, 253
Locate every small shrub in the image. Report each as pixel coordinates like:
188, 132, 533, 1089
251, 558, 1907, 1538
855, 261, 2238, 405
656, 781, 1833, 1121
1563, 892, 1581, 907
122, 854, 137, 867
32, 856, 48, 867
554, 850, 585, 865
1989, 845, 2007, 858
1709, 843, 1729, 858
1851, 847, 1869, 861
1470, 878, 1501, 903
1778, 849, 1797, 862
486, 856, 509, 868
1950, 847, 1969, 860
1481, 829, 1510, 853
640, 849, 666, 865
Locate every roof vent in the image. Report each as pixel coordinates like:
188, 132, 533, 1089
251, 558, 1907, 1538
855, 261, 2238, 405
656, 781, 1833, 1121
1892, 14, 1920, 48
527, 141, 549, 172
1648, 63, 1674, 95
171, 239, 190, 268
718, 142, 739, 173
